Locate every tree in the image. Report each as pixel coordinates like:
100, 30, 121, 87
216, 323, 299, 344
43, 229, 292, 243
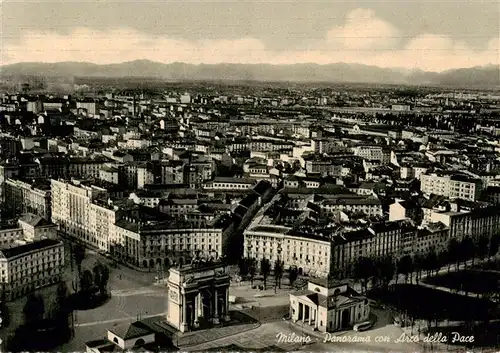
260, 258, 271, 290
475, 236, 489, 261
238, 258, 248, 277
351, 257, 374, 293
72, 243, 85, 275
52, 282, 71, 331
93, 263, 110, 297
446, 238, 460, 271
460, 236, 474, 268
438, 249, 450, 274
426, 248, 439, 277
377, 256, 395, 290
80, 269, 94, 296
247, 258, 257, 285
412, 253, 425, 284
274, 260, 284, 289
23, 293, 45, 323
289, 266, 298, 287
488, 235, 499, 259
0, 293, 10, 328
397, 255, 413, 284
56, 281, 69, 309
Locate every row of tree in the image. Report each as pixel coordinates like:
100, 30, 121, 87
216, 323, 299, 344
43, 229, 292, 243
348, 234, 500, 294
236, 234, 499, 295
238, 257, 298, 290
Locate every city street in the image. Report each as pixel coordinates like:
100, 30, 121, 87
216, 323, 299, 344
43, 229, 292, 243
3, 240, 496, 352
57, 248, 169, 351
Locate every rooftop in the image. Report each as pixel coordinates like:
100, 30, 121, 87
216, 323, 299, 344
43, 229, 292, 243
0, 238, 61, 259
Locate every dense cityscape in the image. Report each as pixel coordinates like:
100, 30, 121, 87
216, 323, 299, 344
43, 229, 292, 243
1, 0, 500, 352
0, 80, 498, 352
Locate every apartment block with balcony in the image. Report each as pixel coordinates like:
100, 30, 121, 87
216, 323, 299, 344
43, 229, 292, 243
0, 238, 65, 301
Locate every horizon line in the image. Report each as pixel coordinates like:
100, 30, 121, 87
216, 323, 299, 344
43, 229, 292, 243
2, 60, 499, 74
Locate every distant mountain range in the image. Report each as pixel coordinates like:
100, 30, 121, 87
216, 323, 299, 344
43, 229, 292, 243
1, 60, 499, 88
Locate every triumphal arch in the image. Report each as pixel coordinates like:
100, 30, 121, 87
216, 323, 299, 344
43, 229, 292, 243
166, 259, 231, 332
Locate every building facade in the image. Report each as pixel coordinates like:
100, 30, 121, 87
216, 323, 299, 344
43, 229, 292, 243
4, 178, 52, 220
0, 239, 65, 300
289, 279, 370, 332
420, 173, 483, 201
166, 261, 230, 332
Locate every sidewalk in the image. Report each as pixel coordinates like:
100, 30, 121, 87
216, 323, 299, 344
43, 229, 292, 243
175, 321, 261, 347
419, 281, 481, 299
285, 319, 350, 341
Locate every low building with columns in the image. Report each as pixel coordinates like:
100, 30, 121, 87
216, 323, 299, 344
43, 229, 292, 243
166, 260, 230, 332
289, 279, 370, 332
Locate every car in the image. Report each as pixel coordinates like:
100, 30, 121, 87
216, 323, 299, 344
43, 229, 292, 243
353, 321, 373, 332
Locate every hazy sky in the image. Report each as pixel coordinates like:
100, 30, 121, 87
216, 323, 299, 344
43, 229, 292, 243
1, 0, 499, 71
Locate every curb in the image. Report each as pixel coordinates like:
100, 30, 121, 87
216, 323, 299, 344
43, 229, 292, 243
179, 321, 262, 349
286, 320, 350, 341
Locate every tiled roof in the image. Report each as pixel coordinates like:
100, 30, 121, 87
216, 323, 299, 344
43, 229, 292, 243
108, 321, 152, 340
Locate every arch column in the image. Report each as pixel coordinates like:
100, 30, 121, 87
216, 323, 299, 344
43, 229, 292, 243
194, 292, 201, 328
223, 287, 230, 321
213, 288, 220, 324
180, 294, 188, 332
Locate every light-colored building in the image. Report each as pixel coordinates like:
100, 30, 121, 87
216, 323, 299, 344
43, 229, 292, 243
400, 222, 449, 256
0, 227, 23, 248
244, 195, 402, 277
0, 238, 65, 300
99, 166, 120, 184
0, 214, 58, 248
203, 177, 255, 191
180, 94, 191, 104
420, 173, 483, 201
18, 213, 58, 242
166, 261, 230, 332
76, 101, 97, 116
430, 206, 500, 240
51, 179, 118, 251
4, 178, 52, 220
112, 215, 234, 269
289, 279, 370, 332
352, 145, 390, 164
244, 224, 333, 277
331, 223, 404, 276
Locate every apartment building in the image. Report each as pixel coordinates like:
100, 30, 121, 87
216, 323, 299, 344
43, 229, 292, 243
51, 179, 118, 251
4, 178, 52, 220
111, 215, 234, 269
203, 177, 255, 191
400, 222, 449, 256
18, 213, 58, 242
244, 221, 404, 278
420, 173, 483, 201
0, 239, 64, 300
76, 101, 97, 116
330, 222, 404, 276
351, 145, 391, 164
0, 227, 23, 248
320, 195, 383, 218
244, 224, 332, 277
430, 206, 500, 240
